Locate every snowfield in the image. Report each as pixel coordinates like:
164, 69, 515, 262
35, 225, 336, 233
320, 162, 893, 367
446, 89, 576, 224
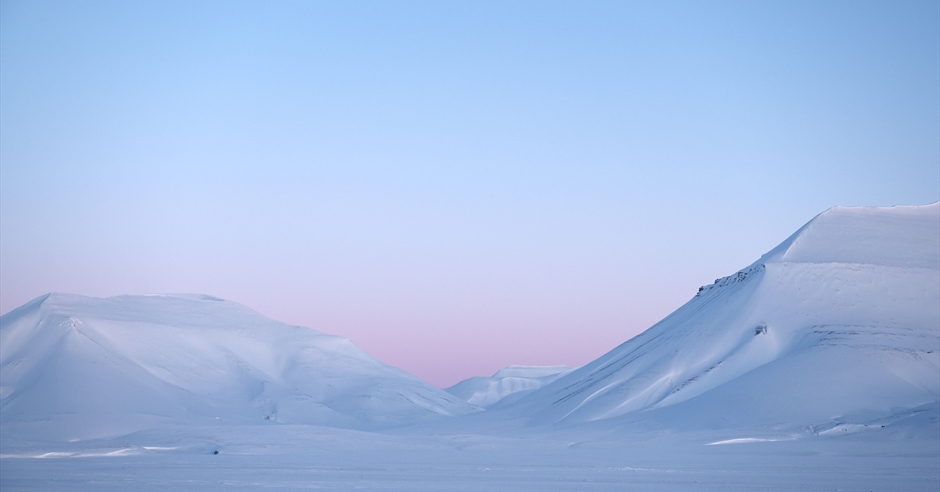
1, 203, 938, 490
1, 421, 937, 491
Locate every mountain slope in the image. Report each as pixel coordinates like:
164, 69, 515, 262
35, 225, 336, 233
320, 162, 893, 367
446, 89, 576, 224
0, 294, 476, 440
504, 203, 940, 430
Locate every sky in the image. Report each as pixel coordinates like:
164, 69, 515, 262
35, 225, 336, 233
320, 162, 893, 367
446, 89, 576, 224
1, 0, 938, 387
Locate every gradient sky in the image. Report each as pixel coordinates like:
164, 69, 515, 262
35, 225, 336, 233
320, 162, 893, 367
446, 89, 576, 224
2, 0, 938, 387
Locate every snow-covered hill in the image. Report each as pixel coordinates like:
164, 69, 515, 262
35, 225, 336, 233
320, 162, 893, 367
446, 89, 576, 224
446, 365, 571, 407
502, 203, 940, 431
0, 294, 476, 441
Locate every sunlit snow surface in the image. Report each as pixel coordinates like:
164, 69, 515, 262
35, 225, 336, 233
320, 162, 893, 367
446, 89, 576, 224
2, 204, 938, 490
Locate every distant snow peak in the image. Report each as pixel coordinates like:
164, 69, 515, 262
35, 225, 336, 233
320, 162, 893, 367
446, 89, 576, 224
492, 365, 570, 379
446, 365, 572, 408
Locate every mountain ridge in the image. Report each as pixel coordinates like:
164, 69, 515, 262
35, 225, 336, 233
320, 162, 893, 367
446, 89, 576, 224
0, 292, 477, 441
491, 203, 939, 431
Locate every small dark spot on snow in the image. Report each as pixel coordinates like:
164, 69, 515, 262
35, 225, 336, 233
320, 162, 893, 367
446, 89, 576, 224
213, 450, 219, 455
755, 324, 768, 335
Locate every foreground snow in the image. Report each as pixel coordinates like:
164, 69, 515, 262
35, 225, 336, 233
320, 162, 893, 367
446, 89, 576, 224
2, 419, 937, 491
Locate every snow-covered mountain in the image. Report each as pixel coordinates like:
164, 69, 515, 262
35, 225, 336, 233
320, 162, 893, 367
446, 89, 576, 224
501, 203, 940, 431
446, 365, 571, 407
2, 203, 937, 445
0, 294, 476, 441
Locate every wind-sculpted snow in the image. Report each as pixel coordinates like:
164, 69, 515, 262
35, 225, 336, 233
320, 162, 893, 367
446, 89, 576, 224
446, 365, 571, 407
503, 203, 940, 430
0, 294, 476, 441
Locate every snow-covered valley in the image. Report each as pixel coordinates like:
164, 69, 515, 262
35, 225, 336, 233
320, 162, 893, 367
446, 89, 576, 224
1, 203, 938, 490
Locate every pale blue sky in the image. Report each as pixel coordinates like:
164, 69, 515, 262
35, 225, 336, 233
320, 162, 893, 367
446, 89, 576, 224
2, 0, 938, 386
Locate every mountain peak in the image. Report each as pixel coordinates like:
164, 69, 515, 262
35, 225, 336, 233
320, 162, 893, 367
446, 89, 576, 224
753, 202, 939, 269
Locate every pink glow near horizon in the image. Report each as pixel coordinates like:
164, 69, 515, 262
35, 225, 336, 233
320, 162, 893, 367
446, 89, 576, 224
2, 2, 937, 388
0, 250, 712, 388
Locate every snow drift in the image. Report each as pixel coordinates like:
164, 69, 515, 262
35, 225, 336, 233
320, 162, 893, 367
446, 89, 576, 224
502, 203, 940, 430
0, 294, 476, 440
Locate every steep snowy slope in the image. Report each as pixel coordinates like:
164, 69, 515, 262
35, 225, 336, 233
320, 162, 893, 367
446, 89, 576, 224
506, 203, 940, 430
0, 294, 476, 440
446, 365, 571, 407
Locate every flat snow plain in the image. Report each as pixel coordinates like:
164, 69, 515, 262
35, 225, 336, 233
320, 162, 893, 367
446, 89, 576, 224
2, 421, 938, 491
